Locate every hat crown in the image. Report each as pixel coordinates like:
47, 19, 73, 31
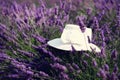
61, 24, 87, 45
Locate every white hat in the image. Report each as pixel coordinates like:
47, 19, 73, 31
47, 24, 101, 53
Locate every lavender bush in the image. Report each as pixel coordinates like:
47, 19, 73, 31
0, 0, 120, 80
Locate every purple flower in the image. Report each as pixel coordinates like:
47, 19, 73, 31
111, 72, 117, 80
102, 42, 106, 48
100, 47, 106, 58
17, 49, 34, 57
11, 59, 35, 76
60, 0, 66, 9
116, 4, 120, 27
32, 34, 46, 43
32, 45, 55, 58
111, 49, 118, 60
71, 45, 76, 52
52, 56, 62, 62
86, 7, 92, 15
54, 6, 59, 15
82, 60, 88, 68
72, 63, 80, 70
26, 70, 34, 75
0, 23, 8, 31
12, 1, 19, 13
59, 72, 70, 80
113, 64, 118, 73
50, 63, 67, 72
101, 30, 105, 42
98, 68, 107, 79
84, 53, 91, 58
77, 70, 81, 74
11, 60, 26, 69
92, 59, 98, 67
63, 14, 69, 23
66, 63, 74, 72
0, 52, 11, 60
40, 47, 48, 53
7, 74, 19, 78
104, 64, 109, 71
76, 15, 86, 32
92, 17, 100, 30
39, 71, 49, 77
24, 6, 30, 17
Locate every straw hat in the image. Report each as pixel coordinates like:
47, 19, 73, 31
47, 24, 101, 53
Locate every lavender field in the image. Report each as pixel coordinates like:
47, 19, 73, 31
0, 0, 120, 80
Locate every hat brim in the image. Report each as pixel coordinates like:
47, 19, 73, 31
47, 38, 101, 52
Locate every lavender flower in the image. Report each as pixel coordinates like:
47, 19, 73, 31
7, 74, 20, 78
0, 23, 8, 31
116, 4, 120, 27
60, 0, 66, 9
100, 47, 106, 58
86, 7, 92, 15
24, 5, 30, 17
32, 34, 46, 43
82, 60, 88, 68
17, 49, 34, 57
12, 1, 19, 13
54, 5, 59, 15
39, 71, 49, 77
113, 64, 118, 73
52, 56, 62, 62
11, 59, 35, 76
111, 49, 118, 60
66, 63, 74, 72
84, 53, 91, 58
71, 45, 76, 52
92, 59, 98, 67
92, 17, 100, 30
104, 64, 109, 71
59, 72, 70, 80
76, 16, 86, 32
111, 72, 117, 80
50, 63, 67, 72
0, 52, 11, 60
32, 45, 54, 58
101, 30, 105, 42
72, 63, 80, 70
97, 68, 107, 79
102, 41, 106, 48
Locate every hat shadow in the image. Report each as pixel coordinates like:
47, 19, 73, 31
47, 46, 85, 63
